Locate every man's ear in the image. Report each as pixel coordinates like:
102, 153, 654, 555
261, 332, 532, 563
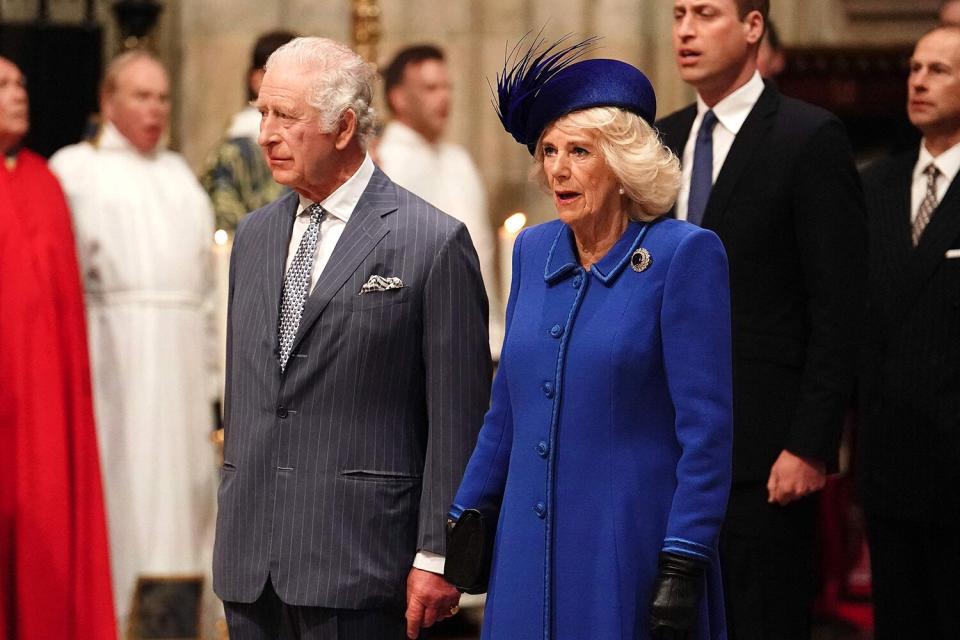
387, 86, 406, 117
335, 109, 357, 150
745, 11, 764, 46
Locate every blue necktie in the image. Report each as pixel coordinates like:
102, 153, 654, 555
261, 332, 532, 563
278, 204, 325, 371
687, 110, 718, 227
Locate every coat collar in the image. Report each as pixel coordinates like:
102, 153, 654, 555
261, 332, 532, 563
544, 219, 652, 286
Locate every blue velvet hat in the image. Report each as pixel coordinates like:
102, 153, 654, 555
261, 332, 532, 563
496, 35, 657, 154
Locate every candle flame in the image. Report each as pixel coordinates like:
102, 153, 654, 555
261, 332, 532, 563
503, 212, 527, 235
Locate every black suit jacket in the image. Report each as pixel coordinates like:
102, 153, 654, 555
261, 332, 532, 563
657, 84, 867, 485
859, 149, 960, 525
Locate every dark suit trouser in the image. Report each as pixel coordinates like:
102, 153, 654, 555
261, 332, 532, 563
224, 578, 406, 640
720, 483, 818, 640
866, 513, 960, 640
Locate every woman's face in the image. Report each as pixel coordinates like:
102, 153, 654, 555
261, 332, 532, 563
540, 119, 622, 226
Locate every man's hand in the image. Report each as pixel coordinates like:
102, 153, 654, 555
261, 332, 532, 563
766, 449, 826, 505
405, 567, 460, 639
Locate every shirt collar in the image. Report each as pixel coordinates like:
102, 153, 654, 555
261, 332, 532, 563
296, 153, 375, 222
696, 71, 765, 136
915, 139, 960, 186
97, 121, 162, 156
544, 219, 651, 286
383, 120, 435, 149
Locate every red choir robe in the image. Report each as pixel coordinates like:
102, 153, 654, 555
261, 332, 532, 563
0, 149, 116, 639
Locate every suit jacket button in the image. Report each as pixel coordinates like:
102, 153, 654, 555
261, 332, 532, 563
276, 405, 288, 419
541, 381, 554, 398
536, 441, 549, 457
549, 324, 564, 338
534, 502, 547, 518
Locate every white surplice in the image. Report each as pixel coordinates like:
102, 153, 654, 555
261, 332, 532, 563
50, 123, 218, 627
377, 121, 504, 357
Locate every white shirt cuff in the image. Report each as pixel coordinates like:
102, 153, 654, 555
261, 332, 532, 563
413, 550, 446, 574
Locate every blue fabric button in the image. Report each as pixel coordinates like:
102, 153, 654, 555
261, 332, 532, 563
550, 324, 563, 338
534, 502, 547, 518
536, 441, 549, 457
572, 274, 583, 289
542, 381, 554, 398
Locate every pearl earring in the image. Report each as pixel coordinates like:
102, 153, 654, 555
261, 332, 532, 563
618, 185, 625, 195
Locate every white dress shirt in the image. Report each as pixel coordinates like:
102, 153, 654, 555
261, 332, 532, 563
911, 140, 960, 221
676, 71, 766, 221
286, 154, 374, 291
284, 152, 445, 574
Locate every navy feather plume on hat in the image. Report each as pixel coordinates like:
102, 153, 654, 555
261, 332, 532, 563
495, 34, 657, 155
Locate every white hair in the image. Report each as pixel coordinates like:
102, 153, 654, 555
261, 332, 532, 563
265, 37, 377, 147
531, 107, 681, 220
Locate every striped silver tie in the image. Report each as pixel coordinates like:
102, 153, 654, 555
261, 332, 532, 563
913, 164, 940, 246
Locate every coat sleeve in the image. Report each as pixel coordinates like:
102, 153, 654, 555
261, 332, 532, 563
786, 118, 867, 468
417, 222, 493, 554
450, 228, 527, 518
659, 229, 733, 563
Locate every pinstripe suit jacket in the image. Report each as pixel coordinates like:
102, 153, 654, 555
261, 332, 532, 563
859, 149, 960, 526
212, 167, 492, 608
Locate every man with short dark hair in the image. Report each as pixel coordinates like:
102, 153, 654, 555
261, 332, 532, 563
859, 25, 960, 640
202, 30, 297, 233
377, 44, 503, 357
657, 1, 867, 637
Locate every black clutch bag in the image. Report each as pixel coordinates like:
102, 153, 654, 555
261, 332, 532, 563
443, 508, 494, 594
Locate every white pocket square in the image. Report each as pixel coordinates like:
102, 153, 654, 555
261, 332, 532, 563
360, 275, 405, 294
946, 249, 960, 259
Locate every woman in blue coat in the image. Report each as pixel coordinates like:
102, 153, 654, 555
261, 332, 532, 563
449, 38, 733, 640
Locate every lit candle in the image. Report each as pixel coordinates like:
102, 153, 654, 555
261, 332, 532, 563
498, 212, 527, 309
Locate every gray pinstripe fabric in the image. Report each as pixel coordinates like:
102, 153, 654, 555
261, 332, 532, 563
213, 167, 492, 610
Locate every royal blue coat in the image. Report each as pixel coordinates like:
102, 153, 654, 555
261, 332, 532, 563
452, 218, 732, 640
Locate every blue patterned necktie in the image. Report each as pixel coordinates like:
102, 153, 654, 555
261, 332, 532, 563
687, 109, 718, 227
278, 203, 325, 371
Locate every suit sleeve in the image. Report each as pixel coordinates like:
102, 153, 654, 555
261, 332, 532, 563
450, 228, 527, 518
660, 229, 733, 562
787, 118, 868, 468
417, 222, 493, 554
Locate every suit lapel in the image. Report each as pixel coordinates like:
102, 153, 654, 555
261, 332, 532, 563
261, 191, 299, 340
656, 107, 696, 219
702, 85, 778, 230
893, 169, 960, 316
288, 168, 396, 356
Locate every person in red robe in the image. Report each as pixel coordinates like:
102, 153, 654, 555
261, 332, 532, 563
0, 55, 116, 640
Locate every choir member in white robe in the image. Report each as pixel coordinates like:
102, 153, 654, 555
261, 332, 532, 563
50, 51, 218, 630
377, 45, 504, 357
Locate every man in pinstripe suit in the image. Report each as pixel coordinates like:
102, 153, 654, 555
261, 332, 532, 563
212, 37, 491, 639
859, 26, 960, 639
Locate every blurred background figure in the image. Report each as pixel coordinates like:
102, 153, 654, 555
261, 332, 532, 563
757, 19, 786, 80
859, 24, 960, 640
201, 30, 296, 234
49, 50, 219, 634
940, 0, 960, 26
377, 44, 504, 357
0, 55, 116, 640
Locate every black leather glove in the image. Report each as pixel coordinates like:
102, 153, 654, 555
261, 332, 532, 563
648, 551, 706, 640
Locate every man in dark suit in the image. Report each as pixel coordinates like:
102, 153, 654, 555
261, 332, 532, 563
859, 26, 960, 640
656, 1, 867, 637
212, 37, 491, 639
